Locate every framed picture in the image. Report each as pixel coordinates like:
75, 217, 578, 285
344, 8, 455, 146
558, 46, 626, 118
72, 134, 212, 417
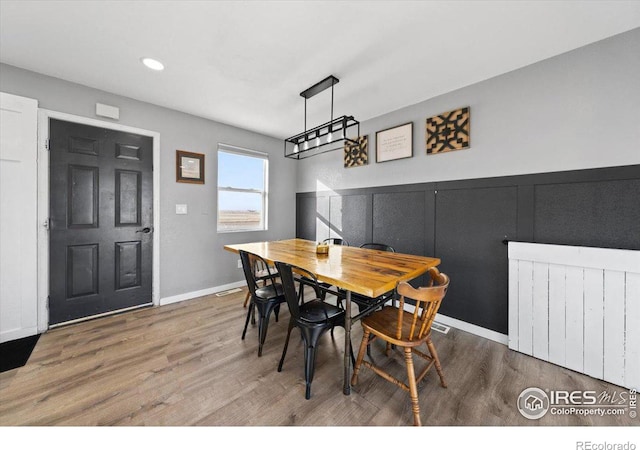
376, 122, 413, 163
176, 150, 205, 184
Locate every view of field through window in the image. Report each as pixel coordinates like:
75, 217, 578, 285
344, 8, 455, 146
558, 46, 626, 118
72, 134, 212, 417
217, 149, 267, 231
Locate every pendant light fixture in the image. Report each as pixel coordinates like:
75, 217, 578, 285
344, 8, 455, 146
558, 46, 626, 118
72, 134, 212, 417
284, 75, 360, 159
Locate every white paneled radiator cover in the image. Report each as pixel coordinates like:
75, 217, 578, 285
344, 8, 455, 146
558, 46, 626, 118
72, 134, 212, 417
508, 242, 639, 390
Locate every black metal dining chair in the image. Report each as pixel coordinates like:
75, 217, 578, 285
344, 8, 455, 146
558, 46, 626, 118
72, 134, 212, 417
242, 256, 279, 308
275, 260, 353, 400
318, 237, 349, 299
240, 250, 286, 357
359, 242, 395, 252
323, 237, 350, 246
297, 237, 350, 304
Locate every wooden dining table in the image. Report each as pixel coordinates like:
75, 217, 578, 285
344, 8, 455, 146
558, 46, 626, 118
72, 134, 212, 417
224, 238, 441, 395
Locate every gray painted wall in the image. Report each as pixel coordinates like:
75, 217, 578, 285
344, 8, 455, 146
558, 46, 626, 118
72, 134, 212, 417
296, 28, 640, 193
0, 63, 298, 299
1, 27, 637, 311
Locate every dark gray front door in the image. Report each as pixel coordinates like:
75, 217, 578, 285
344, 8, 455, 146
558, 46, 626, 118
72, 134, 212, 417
49, 119, 153, 325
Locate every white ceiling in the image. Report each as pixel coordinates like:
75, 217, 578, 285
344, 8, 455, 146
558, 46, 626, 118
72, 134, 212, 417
1, 1, 639, 139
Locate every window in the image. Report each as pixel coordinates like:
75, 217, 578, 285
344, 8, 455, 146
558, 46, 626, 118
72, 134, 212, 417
217, 144, 268, 232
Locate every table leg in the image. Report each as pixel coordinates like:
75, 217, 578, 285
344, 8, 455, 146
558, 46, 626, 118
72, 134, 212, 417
343, 290, 351, 395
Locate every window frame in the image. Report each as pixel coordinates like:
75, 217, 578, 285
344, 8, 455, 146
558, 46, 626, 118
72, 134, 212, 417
216, 144, 269, 233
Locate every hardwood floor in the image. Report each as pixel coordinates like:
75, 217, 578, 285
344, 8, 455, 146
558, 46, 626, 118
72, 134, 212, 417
0, 288, 636, 427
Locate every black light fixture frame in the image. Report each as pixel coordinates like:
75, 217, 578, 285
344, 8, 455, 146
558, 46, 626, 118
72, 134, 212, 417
284, 75, 360, 160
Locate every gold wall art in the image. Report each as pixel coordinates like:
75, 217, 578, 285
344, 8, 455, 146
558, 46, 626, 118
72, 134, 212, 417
344, 135, 368, 168
426, 107, 470, 154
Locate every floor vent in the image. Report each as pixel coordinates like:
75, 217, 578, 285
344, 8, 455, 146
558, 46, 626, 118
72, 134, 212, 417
215, 287, 242, 297
431, 322, 450, 334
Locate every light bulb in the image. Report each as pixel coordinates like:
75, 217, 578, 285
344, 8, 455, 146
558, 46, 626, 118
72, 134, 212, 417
141, 57, 164, 71
293, 144, 299, 153
328, 132, 333, 142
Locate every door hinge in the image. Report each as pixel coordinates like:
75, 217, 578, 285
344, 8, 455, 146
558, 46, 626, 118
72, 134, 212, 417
44, 139, 50, 151
46, 296, 50, 313
44, 218, 51, 230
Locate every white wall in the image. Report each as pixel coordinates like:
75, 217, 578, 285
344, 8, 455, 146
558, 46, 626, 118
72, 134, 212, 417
296, 28, 640, 193
0, 64, 298, 301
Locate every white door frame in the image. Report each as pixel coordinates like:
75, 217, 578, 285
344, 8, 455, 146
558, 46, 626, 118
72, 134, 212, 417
37, 109, 161, 332
1, 92, 38, 343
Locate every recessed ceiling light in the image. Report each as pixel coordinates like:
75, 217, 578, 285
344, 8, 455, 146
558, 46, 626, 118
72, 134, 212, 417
141, 57, 164, 71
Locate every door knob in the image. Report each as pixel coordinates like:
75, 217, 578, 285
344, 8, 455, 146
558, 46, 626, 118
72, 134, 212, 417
136, 227, 152, 234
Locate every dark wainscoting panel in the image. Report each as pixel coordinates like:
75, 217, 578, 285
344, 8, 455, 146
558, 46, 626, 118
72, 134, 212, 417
534, 178, 640, 250
330, 194, 369, 247
296, 165, 640, 335
296, 196, 316, 241
435, 186, 518, 333
373, 191, 426, 255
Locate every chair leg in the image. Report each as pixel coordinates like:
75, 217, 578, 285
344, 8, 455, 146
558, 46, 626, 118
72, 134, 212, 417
351, 329, 370, 386
243, 290, 251, 308
257, 312, 266, 356
427, 336, 447, 388
257, 302, 279, 357
361, 330, 374, 357
404, 347, 422, 426
300, 326, 325, 400
278, 320, 295, 372
303, 341, 318, 400
349, 337, 356, 367
241, 298, 254, 340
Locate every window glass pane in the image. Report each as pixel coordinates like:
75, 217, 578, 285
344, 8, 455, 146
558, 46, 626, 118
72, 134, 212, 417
218, 151, 264, 190
218, 191, 263, 231
217, 147, 267, 232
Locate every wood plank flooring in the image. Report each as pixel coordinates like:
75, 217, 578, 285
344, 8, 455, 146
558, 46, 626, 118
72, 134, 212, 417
0, 288, 636, 426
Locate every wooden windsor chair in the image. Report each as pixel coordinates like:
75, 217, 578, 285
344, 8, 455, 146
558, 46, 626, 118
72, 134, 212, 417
350, 267, 450, 426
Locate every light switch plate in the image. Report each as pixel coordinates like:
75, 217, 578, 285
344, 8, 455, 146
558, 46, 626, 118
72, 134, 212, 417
176, 204, 188, 215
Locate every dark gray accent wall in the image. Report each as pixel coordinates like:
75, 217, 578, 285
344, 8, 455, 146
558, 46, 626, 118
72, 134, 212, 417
434, 186, 517, 332
329, 194, 369, 246
533, 178, 640, 249
373, 191, 426, 255
297, 164, 640, 334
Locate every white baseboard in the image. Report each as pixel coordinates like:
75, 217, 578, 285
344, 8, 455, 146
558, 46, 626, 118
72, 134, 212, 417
158, 282, 508, 346
160, 280, 247, 306
392, 301, 508, 345
435, 313, 508, 345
